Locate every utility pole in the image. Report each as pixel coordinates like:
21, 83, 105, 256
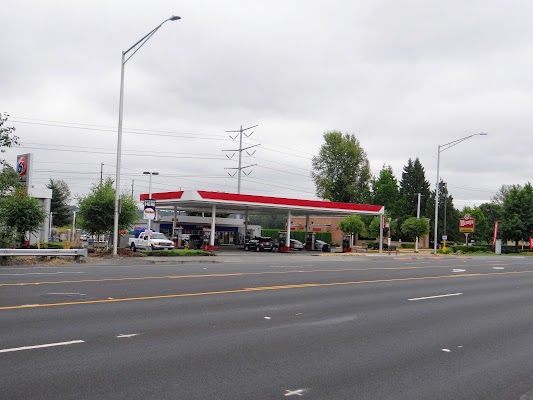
223, 124, 259, 194
415, 193, 421, 253
443, 183, 447, 237
72, 211, 77, 242
131, 179, 135, 198
100, 163, 104, 184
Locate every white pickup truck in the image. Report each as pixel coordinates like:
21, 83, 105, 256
129, 232, 174, 251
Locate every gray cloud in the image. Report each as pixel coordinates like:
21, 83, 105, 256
1, 0, 531, 209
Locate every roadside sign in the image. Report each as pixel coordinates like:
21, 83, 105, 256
143, 199, 156, 220
442, 235, 448, 241
459, 214, 475, 233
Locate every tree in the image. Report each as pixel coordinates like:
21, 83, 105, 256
479, 202, 502, 241
462, 206, 489, 243
425, 180, 460, 243
311, 131, 371, 203
492, 184, 517, 205
368, 216, 397, 239
500, 183, 533, 244
398, 158, 431, 219
339, 215, 365, 237
0, 113, 19, 163
371, 165, 400, 217
46, 179, 71, 227
0, 163, 20, 196
0, 188, 45, 247
400, 217, 430, 242
77, 178, 139, 241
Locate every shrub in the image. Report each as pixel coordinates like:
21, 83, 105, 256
315, 232, 332, 244
144, 250, 213, 257
400, 243, 415, 249
261, 229, 280, 239
260, 230, 332, 245
453, 245, 487, 253
28, 242, 66, 249
437, 248, 454, 254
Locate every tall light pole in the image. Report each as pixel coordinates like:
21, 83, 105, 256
143, 171, 159, 232
112, 15, 181, 256
433, 133, 487, 255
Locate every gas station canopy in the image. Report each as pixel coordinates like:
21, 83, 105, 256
139, 190, 385, 217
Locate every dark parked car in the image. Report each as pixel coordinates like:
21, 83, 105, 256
188, 234, 204, 249
244, 236, 274, 252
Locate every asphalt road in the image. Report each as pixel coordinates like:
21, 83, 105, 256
2, 252, 533, 399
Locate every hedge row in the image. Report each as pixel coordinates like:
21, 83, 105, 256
144, 250, 212, 257
260, 229, 332, 244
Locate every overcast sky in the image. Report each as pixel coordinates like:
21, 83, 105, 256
2, 0, 531, 210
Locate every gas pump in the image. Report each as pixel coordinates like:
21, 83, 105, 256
306, 232, 316, 250
278, 231, 290, 252
173, 226, 183, 248
342, 234, 352, 253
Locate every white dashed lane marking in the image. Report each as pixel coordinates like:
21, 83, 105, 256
408, 293, 463, 301
0, 340, 85, 353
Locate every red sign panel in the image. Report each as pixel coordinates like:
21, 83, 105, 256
459, 214, 475, 233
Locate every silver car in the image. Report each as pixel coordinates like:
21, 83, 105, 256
290, 239, 304, 251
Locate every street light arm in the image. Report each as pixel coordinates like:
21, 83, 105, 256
123, 16, 180, 64
439, 133, 487, 153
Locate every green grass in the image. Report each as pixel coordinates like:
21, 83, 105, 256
144, 249, 213, 257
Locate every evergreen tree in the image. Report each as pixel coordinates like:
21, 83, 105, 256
398, 158, 431, 219
426, 180, 460, 243
46, 179, 71, 227
371, 165, 400, 217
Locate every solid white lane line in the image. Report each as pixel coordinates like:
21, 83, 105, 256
116, 334, 138, 338
408, 293, 463, 301
0, 340, 85, 353
0, 272, 85, 276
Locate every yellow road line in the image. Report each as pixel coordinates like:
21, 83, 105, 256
1, 270, 532, 311
0, 264, 512, 287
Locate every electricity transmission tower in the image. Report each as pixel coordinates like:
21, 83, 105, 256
223, 124, 259, 194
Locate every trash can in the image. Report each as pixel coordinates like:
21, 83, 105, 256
322, 244, 331, 252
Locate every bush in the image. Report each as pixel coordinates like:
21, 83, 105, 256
315, 232, 332, 244
260, 230, 332, 245
261, 229, 280, 239
144, 249, 213, 257
28, 242, 66, 249
400, 243, 415, 249
453, 245, 487, 253
437, 248, 454, 254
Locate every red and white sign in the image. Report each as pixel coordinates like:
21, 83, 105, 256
459, 214, 475, 233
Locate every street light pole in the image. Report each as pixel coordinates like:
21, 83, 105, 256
112, 15, 181, 257
433, 133, 487, 255
143, 171, 159, 232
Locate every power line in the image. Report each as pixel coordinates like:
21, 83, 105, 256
11, 117, 228, 140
